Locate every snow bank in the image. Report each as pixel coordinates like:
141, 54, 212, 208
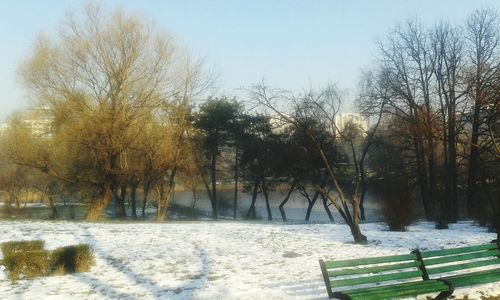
0, 220, 498, 299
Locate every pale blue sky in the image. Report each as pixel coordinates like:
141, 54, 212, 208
1, 0, 499, 119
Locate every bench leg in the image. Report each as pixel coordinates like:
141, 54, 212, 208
331, 292, 352, 300
435, 291, 452, 300
434, 279, 454, 300
319, 260, 335, 298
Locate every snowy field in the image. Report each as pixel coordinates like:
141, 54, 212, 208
0, 220, 498, 300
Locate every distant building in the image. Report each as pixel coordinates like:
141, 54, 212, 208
0, 122, 9, 133
269, 114, 290, 133
335, 113, 368, 133
0, 108, 52, 137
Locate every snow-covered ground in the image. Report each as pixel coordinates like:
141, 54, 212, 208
0, 220, 498, 299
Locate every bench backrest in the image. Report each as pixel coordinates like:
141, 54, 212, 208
319, 252, 425, 297
419, 242, 500, 278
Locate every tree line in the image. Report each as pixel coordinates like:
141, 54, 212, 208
0, 5, 498, 243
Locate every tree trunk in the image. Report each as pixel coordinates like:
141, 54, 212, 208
447, 108, 458, 222
233, 145, 238, 220
246, 179, 260, 219
48, 195, 58, 220
305, 191, 321, 221
190, 188, 198, 208
5, 195, 12, 216
306, 173, 328, 221
114, 185, 127, 218
314, 140, 367, 243
157, 170, 177, 222
156, 181, 165, 221
15, 196, 21, 215
359, 106, 383, 221
359, 164, 367, 221
261, 174, 272, 221
467, 103, 481, 217
131, 183, 138, 219
349, 223, 367, 243
414, 137, 433, 220
350, 195, 367, 243
85, 184, 112, 221
321, 193, 334, 222
120, 185, 127, 217
428, 137, 438, 220
141, 180, 150, 220
210, 143, 218, 218
279, 180, 297, 222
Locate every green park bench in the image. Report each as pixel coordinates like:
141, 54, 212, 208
319, 240, 500, 299
319, 252, 453, 299
419, 241, 500, 292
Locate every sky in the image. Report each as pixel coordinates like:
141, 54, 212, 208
1, 0, 499, 119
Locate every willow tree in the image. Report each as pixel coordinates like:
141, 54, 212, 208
20, 4, 201, 221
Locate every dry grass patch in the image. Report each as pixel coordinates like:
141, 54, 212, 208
49, 244, 94, 275
0, 240, 94, 280
2, 250, 50, 280
1, 240, 45, 256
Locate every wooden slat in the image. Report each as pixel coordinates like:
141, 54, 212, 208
331, 270, 422, 288
351, 284, 447, 299
447, 268, 500, 279
448, 272, 500, 288
346, 279, 444, 295
424, 249, 500, 266
350, 284, 448, 300
324, 253, 417, 269
427, 258, 500, 275
421, 243, 497, 258
328, 261, 420, 277
346, 280, 448, 299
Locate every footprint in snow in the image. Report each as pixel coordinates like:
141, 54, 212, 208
283, 251, 302, 258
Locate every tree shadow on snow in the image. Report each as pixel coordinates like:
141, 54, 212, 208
265, 279, 329, 299
72, 225, 211, 299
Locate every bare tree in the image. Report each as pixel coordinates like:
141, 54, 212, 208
356, 69, 391, 220
465, 8, 500, 217
248, 81, 367, 243
376, 19, 440, 220
431, 21, 468, 224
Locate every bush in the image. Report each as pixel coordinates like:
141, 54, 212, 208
2, 250, 50, 280
376, 179, 417, 231
0, 241, 94, 280
49, 244, 94, 275
1, 240, 45, 256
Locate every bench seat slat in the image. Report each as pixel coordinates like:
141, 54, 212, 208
348, 285, 448, 300
325, 253, 417, 268
328, 261, 420, 277
424, 249, 500, 266
331, 270, 422, 288
350, 285, 448, 300
340, 280, 450, 300
446, 270, 500, 288
345, 280, 445, 295
421, 243, 497, 258
447, 268, 500, 280
427, 257, 500, 275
